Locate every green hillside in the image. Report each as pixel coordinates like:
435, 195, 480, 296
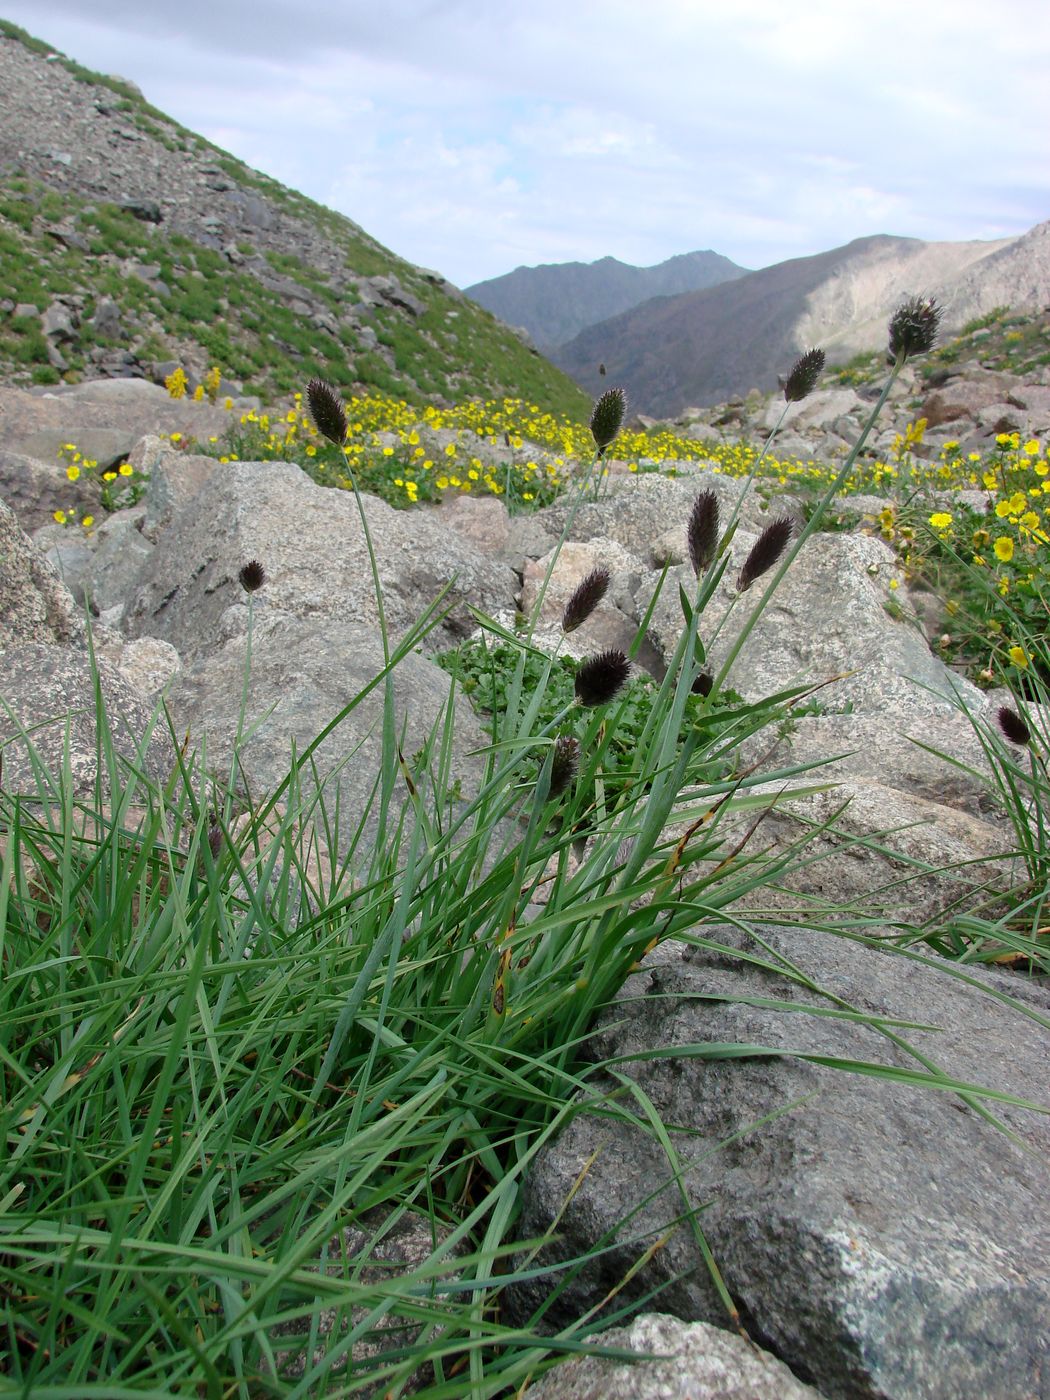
0, 19, 588, 417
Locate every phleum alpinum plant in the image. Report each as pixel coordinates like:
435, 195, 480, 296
7, 292, 1044, 1398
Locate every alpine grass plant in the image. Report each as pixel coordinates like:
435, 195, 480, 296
888, 569, 1050, 974
560, 567, 611, 635
4, 296, 1047, 1398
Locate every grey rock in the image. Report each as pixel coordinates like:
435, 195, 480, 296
224, 190, 274, 230
119, 198, 162, 223
368, 275, 426, 317
718, 777, 1016, 923
33, 525, 94, 608
0, 642, 173, 796
535, 474, 769, 570
44, 223, 90, 253
0, 498, 83, 647
1007, 383, 1050, 425
643, 532, 1003, 816
435, 494, 512, 558
645, 530, 974, 716
522, 1313, 825, 1400
14, 427, 137, 480
0, 447, 98, 532
511, 924, 1050, 1400
682, 420, 724, 445
90, 297, 122, 339
87, 508, 154, 616
126, 460, 517, 660
921, 374, 1020, 428
126, 260, 164, 287
521, 539, 648, 628
311, 310, 339, 337
41, 300, 77, 341
165, 614, 490, 853
0, 380, 237, 470
764, 388, 864, 432
130, 436, 218, 538
117, 636, 180, 697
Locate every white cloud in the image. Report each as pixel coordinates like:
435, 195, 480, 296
3, 0, 1048, 284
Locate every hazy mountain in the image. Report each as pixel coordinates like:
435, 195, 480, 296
0, 20, 585, 415
465, 251, 749, 351
551, 226, 1050, 416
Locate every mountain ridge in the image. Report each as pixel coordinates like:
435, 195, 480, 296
550, 225, 1049, 416
465, 248, 748, 351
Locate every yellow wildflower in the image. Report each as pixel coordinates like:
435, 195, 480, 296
994, 537, 1014, 562
165, 367, 188, 400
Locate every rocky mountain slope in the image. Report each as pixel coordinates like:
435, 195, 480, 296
553, 224, 1050, 416
0, 20, 586, 416
465, 249, 748, 351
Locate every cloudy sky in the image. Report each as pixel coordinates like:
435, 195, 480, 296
7, 1, 1049, 287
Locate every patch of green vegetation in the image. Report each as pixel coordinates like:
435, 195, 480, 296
960, 308, 1008, 336
0, 17, 51, 54
919, 307, 1050, 381
437, 639, 742, 775
0, 168, 585, 413
830, 348, 882, 386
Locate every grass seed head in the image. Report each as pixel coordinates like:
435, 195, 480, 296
306, 378, 348, 444
997, 704, 1031, 746
784, 347, 826, 402
562, 566, 612, 633
590, 387, 627, 454
888, 296, 942, 361
688, 489, 720, 576
575, 649, 631, 706
239, 560, 266, 593
737, 517, 794, 592
549, 735, 581, 796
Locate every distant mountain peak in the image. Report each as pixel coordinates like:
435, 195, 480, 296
550, 227, 1045, 417
465, 249, 750, 352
